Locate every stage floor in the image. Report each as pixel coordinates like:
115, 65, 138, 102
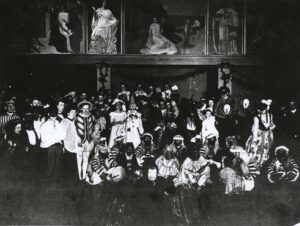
0, 146, 300, 226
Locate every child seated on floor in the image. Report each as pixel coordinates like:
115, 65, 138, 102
173, 145, 221, 190
219, 156, 254, 195
267, 146, 299, 184
86, 139, 125, 185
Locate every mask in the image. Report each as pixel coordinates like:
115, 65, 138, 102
224, 104, 231, 115
243, 99, 250, 109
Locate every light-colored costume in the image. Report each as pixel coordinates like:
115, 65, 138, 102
141, 21, 177, 55
201, 116, 219, 143
173, 156, 212, 188
61, 117, 78, 153
156, 155, 180, 178
246, 111, 275, 169
125, 110, 144, 149
109, 111, 126, 148
89, 7, 118, 54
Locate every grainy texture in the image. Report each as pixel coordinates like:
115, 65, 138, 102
0, 141, 300, 226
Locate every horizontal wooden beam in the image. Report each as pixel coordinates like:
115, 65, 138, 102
9, 54, 262, 66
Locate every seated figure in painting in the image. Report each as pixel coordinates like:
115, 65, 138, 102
89, 0, 118, 54
140, 17, 177, 55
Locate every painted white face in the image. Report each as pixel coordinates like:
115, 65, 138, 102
148, 168, 157, 181
224, 104, 231, 115
32, 100, 39, 106
243, 99, 250, 109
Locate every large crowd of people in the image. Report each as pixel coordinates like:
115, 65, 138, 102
0, 83, 299, 195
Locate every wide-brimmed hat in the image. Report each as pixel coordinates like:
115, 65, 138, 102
77, 100, 93, 110
112, 98, 124, 106
173, 134, 184, 141
142, 133, 153, 140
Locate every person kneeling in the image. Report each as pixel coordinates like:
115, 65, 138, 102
86, 145, 125, 185
267, 146, 299, 184
174, 145, 221, 190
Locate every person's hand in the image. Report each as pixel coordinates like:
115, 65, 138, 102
92, 6, 96, 11
7, 140, 13, 147
25, 147, 29, 152
214, 162, 221, 168
267, 173, 275, 183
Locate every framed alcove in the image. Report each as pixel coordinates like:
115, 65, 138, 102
4, 0, 250, 58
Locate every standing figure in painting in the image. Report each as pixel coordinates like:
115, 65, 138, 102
57, 3, 75, 53
89, 0, 118, 54
215, 7, 239, 55
141, 17, 177, 55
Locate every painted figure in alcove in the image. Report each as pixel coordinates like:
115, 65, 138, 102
89, 0, 118, 54
58, 3, 75, 53
140, 17, 177, 55
214, 7, 239, 55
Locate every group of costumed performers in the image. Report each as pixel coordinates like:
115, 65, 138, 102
0, 83, 299, 194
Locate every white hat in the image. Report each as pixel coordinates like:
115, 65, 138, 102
190, 134, 201, 143
171, 85, 178, 91
112, 98, 124, 105
100, 137, 107, 141
170, 122, 177, 129
274, 145, 289, 155
173, 135, 184, 141
142, 133, 153, 140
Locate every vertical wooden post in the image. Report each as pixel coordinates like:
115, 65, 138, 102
96, 64, 111, 92
120, 0, 126, 54
205, 0, 210, 55
83, 0, 89, 54
242, 0, 247, 55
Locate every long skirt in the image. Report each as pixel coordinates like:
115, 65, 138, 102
246, 129, 274, 169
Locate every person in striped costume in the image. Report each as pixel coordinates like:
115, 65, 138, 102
86, 138, 125, 185
267, 146, 299, 184
0, 100, 19, 144
135, 133, 158, 173
75, 100, 96, 181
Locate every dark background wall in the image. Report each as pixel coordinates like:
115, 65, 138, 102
0, 0, 300, 104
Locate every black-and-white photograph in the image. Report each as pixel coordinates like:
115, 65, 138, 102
0, 0, 300, 225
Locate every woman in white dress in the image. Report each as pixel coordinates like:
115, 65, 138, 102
141, 17, 177, 55
108, 99, 126, 148
201, 108, 219, 143
89, 0, 118, 54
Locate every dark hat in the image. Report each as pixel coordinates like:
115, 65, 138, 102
6, 118, 23, 134
219, 87, 230, 95
65, 103, 77, 113
5, 99, 15, 105
201, 108, 212, 114
257, 102, 268, 111
77, 100, 93, 110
